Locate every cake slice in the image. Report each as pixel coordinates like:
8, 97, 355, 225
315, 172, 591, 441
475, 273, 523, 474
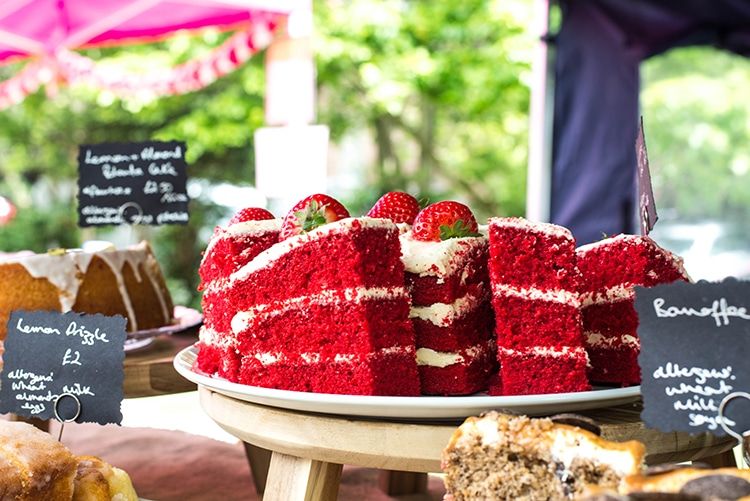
196, 207, 281, 378
488, 217, 590, 395
576, 234, 689, 385
201, 194, 420, 395
442, 412, 645, 501
398, 200, 495, 395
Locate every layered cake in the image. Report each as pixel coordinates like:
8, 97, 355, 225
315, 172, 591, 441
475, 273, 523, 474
199, 194, 420, 395
399, 200, 495, 395
196, 207, 281, 376
488, 218, 590, 395
577, 234, 689, 385
442, 412, 645, 500
0, 241, 174, 339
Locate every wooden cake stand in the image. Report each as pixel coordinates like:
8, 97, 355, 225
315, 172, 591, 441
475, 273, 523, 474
199, 387, 737, 501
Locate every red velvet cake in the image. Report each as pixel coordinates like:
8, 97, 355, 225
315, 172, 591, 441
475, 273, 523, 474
400, 229, 495, 395
196, 212, 281, 377
200, 211, 420, 395
488, 217, 590, 395
576, 234, 689, 385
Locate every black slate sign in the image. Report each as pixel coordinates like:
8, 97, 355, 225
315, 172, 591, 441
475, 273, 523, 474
0, 310, 126, 424
636, 117, 658, 235
77, 140, 189, 227
637, 279, 750, 436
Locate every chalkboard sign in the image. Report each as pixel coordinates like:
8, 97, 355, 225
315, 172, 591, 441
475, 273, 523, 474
636, 117, 658, 235
637, 279, 750, 436
0, 310, 126, 424
77, 141, 189, 227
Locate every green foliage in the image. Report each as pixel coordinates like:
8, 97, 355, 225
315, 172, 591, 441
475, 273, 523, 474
642, 47, 750, 220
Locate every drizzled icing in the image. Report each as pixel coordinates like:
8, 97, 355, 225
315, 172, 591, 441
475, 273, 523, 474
1, 241, 170, 331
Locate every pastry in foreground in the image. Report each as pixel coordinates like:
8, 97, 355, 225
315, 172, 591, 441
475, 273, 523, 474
442, 412, 645, 501
0, 421, 138, 501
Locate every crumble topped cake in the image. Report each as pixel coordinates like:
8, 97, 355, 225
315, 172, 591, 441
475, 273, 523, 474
442, 412, 645, 501
199, 194, 420, 395
488, 217, 590, 395
576, 234, 689, 385
398, 200, 495, 395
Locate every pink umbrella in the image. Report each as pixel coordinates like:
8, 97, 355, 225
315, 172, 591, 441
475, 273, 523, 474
0, 0, 298, 64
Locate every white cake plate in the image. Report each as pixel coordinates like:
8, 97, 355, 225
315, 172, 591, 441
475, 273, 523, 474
174, 345, 641, 420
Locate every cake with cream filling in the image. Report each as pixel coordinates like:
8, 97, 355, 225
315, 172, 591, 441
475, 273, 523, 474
488, 217, 590, 395
576, 234, 689, 385
0, 241, 174, 340
398, 200, 495, 395
442, 412, 645, 501
196, 207, 281, 377
198, 194, 420, 395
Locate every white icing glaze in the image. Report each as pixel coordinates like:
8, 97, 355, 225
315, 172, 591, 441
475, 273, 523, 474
231, 286, 410, 334
202, 218, 281, 258
227, 217, 396, 286
247, 345, 414, 366
1, 241, 168, 330
399, 230, 487, 278
585, 331, 640, 349
488, 217, 573, 241
409, 289, 485, 326
492, 283, 581, 307
550, 429, 642, 477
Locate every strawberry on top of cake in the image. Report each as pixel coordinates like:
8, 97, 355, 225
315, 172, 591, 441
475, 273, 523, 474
395, 199, 495, 395
488, 217, 590, 395
199, 193, 420, 395
196, 206, 281, 377
576, 234, 690, 386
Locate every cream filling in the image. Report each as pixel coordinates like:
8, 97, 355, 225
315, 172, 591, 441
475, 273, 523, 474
198, 326, 235, 350
585, 331, 640, 349
231, 286, 409, 334
498, 346, 587, 358
488, 217, 574, 241
492, 283, 581, 307
409, 290, 484, 326
226, 217, 396, 287
399, 230, 487, 279
248, 345, 414, 366
580, 284, 634, 307
549, 430, 641, 477
416, 343, 487, 368
202, 218, 281, 258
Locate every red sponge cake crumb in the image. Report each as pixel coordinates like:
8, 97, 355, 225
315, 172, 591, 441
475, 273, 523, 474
201, 216, 420, 396
577, 234, 689, 385
400, 225, 496, 396
488, 217, 590, 395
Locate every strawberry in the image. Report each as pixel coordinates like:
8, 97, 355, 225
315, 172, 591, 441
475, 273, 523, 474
229, 207, 275, 224
412, 201, 481, 242
280, 194, 350, 239
366, 191, 420, 224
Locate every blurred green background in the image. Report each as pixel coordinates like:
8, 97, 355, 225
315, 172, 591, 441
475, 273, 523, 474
1, 0, 749, 307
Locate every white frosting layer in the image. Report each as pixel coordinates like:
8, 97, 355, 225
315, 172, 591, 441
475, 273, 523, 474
492, 283, 581, 307
488, 217, 573, 241
409, 289, 484, 326
549, 429, 642, 477
399, 230, 486, 278
247, 345, 414, 366
580, 284, 634, 307
498, 346, 587, 358
1, 241, 169, 330
199, 326, 235, 350
585, 331, 640, 349
416, 343, 489, 368
202, 218, 281, 258
231, 286, 409, 334
226, 217, 396, 287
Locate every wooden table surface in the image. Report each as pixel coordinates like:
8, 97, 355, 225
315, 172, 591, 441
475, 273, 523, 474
123, 330, 198, 398
199, 387, 738, 501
